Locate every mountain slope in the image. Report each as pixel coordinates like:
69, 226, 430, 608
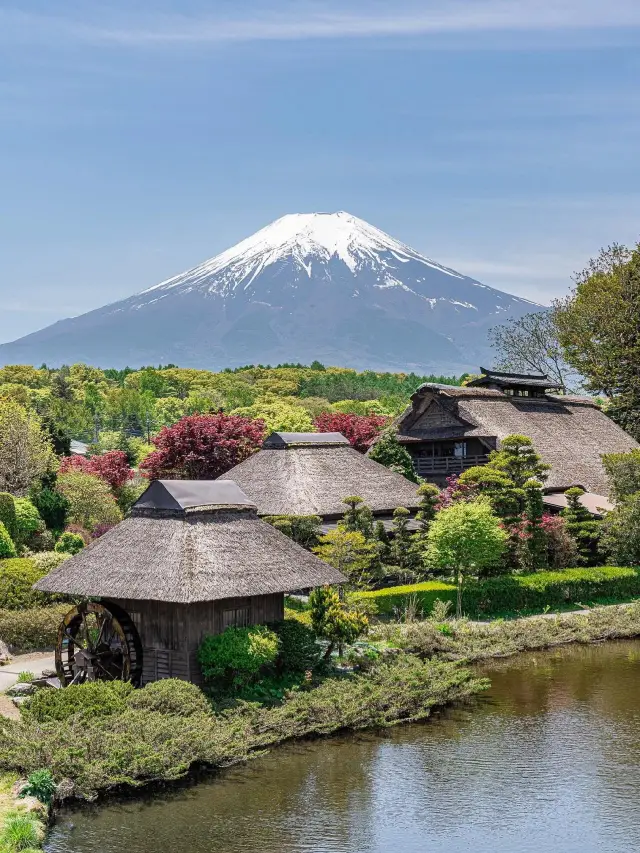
0, 212, 540, 372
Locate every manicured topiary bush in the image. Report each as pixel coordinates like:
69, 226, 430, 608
54, 531, 85, 555
127, 679, 211, 717
0, 522, 17, 559
351, 567, 640, 618
197, 625, 279, 687
269, 618, 320, 673
0, 492, 17, 541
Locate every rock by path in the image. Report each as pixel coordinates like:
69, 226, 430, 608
0, 652, 56, 694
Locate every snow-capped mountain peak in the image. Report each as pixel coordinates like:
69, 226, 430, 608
0, 211, 542, 374
143, 211, 466, 298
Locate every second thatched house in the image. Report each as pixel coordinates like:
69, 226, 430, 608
35, 480, 345, 686
224, 431, 420, 525
394, 369, 638, 510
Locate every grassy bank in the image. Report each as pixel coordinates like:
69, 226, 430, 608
0, 772, 48, 853
0, 656, 484, 801
370, 601, 640, 661
351, 567, 640, 619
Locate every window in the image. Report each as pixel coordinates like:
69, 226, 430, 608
454, 442, 467, 458
222, 606, 251, 630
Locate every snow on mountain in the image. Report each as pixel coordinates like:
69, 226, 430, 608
0, 212, 542, 373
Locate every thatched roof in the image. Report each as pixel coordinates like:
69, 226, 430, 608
35, 480, 345, 603
224, 433, 420, 518
397, 383, 639, 494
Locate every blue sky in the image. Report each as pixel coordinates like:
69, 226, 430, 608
1, 1, 639, 344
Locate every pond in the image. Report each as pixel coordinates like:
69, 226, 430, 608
46, 640, 640, 853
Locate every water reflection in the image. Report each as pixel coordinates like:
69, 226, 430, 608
47, 641, 640, 853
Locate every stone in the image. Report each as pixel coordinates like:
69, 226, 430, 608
0, 640, 9, 665
17, 795, 48, 817
56, 778, 75, 801
11, 696, 28, 707
7, 682, 36, 697
41, 668, 57, 678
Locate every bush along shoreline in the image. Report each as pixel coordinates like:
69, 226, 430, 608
0, 657, 486, 802
3, 602, 640, 812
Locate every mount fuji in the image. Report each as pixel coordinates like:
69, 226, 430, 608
0, 212, 541, 372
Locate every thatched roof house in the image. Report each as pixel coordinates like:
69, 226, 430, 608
395, 370, 638, 497
36, 480, 345, 685
224, 432, 420, 520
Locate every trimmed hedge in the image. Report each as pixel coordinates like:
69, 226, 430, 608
0, 604, 70, 651
351, 567, 640, 619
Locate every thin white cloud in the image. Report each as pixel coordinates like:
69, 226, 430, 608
2, 1, 640, 47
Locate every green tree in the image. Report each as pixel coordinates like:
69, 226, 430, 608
601, 493, 640, 566
0, 399, 56, 495
602, 449, 640, 503
389, 507, 420, 582
231, 396, 314, 433
457, 466, 523, 521
368, 428, 418, 483
425, 499, 507, 617
308, 585, 368, 658
486, 434, 550, 488
263, 515, 322, 549
313, 529, 379, 589
554, 242, 640, 438
522, 479, 548, 571
56, 471, 123, 532
341, 496, 374, 539
489, 310, 579, 391
561, 487, 601, 566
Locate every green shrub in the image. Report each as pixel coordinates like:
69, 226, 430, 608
13, 498, 44, 550
30, 551, 70, 573
0, 604, 71, 651
269, 619, 320, 672
0, 558, 52, 609
0, 522, 17, 559
284, 606, 312, 626
23, 680, 133, 723
54, 531, 84, 555
351, 567, 640, 618
0, 656, 484, 799
0, 811, 44, 851
0, 492, 17, 541
197, 625, 279, 686
16, 671, 35, 684
20, 769, 56, 806
127, 680, 211, 717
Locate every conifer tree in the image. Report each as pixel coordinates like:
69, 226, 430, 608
561, 487, 601, 565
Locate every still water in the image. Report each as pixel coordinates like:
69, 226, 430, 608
47, 641, 640, 853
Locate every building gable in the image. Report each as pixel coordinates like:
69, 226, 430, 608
405, 399, 466, 435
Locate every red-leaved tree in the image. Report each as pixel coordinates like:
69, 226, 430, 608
139, 413, 266, 480
59, 450, 133, 491
313, 412, 389, 453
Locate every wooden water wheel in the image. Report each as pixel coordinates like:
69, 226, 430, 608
55, 601, 143, 687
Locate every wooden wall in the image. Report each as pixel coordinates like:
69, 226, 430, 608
108, 593, 284, 685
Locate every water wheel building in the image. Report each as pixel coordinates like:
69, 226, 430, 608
224, 431, 420, 527
35, 480, 345, 686
394, 369, 638, 508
